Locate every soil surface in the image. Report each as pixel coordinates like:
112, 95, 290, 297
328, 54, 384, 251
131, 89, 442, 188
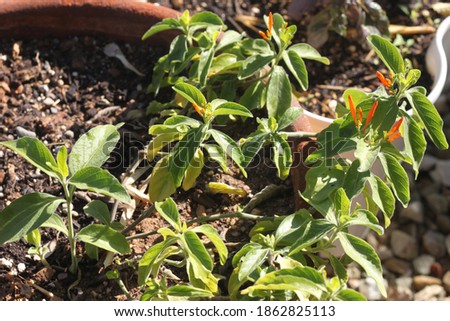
1, 1, 450, 301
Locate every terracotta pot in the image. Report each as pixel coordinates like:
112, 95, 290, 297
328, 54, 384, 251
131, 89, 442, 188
0, 0, 179, 44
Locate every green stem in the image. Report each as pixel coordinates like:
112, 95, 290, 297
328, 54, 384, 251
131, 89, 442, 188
279, 131, 317, 138
116, 278, 133, 301
63, 184, 78, 274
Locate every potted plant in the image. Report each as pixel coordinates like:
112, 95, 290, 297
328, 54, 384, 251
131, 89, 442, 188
0, 1, 448, 301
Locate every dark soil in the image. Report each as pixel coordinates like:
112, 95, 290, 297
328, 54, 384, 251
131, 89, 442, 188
0, 1, 445, 301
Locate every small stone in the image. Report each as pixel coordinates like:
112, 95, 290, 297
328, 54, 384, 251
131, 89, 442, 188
17, 263, 26, 273
196, 204, 206, 217
64, 130, 75, 139
396, 276, 413, 289
57, 79, 64, 87
391, 277, 414, 300
413, 275, 442, 291
423, 230, 446, 258
359, 278, 386, 301
50, 107, 58, 114
0, 150, 4, 158
384, 257, 411, 275
414, 285, 446, 301
413, 255, 435, 275
399, 201, 424, 223
328, 99, 338, 111
436, 214, 450, 234
377, 245, 393, 261
347, 264, 361, 279
424, 193, 449, 216
443, 271, 450, 292
15, 126, 36, 138
57, 272, 68, 281
391, 230, 418, 260
446, 235, 450, 256
430, 160, 450, 187
0, 257, 13, 269
420, 155, 437, 171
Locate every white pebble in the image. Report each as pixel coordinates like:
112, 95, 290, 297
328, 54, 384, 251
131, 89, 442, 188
17, 263, 26, 273
0, 257, 13, 269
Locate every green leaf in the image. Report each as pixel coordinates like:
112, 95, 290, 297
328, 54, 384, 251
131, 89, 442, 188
367, 175, 395, 227
239, 81, 266, 110
239, 54, 273, 79
182, 230, 213, 271
182, 148, 204, 191
342, 159, 370, 199
242, 267, 326, 299
338, 232, 386, 297
56, 146, 69, 179
0, 193, 64, 245
216, 30, 243, 51
168, 126, 206, 187
41, 214, 68, 235
209, 53, 238, 75
25, 229, 41, 247
288, 43, 330, 65
367, 35, 405, 74
147, 132, 184, 162
334, 188, 350, 218
266, 66, 292, 120
271, 134, 292, 180
406, 91, 448, 150
277, 108, 302, 130
237, 247, 269, 282
289, 220, 335, 255
141, 18, 181, 40
186, 258, 218, 293
210, 129, 247, 176
354, 140, 380, 173
212, 102, 253, 118
191, 224, 228, 265
68, 124, 120, 175
283, 50, 308, 90
138, 238, 177, 285
149, 115, 200, 135
149, 156, 177, 202
203, 144, 229, 173
378, 153, 410, 207
335, 289, 367, 301
166, 285, 214, 298
191, 11, 223, 26
341, 210, 384, 235
402, 114, 426, 177
329, 255, 348, 282
198, 48, 214, 86
77, 224, 130, 254
0, 137, 60, 179
83, 200, 111, 226
69, 167, 131, 204
155, 198, 180, 231
85, 243, 99, 261
172, 82, 207, 107
242, 133, 268, 167
274, 210, 312, 246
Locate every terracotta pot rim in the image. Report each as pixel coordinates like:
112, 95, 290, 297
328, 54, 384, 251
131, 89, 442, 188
0, 0, 180, 44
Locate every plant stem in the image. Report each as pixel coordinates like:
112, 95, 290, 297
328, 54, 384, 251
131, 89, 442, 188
116, 278, 133, 301
63, 184, 78, 274
279, 131, 317, 138
121, 205, 155, 235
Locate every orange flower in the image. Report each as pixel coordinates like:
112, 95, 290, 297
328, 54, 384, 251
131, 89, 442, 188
362, 100, 379, 134
386, 117, 404, 142
192, 102, 204, 117
358, 107, 363, 126
376, 71, 392, 91
348, 95, 358, 126
259, 12, 274, 41
258, 30, 269, 41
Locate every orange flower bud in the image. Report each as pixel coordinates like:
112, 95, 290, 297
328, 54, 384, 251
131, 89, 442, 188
268, 12, 274, 31
192, 102, 204, 116
258, 30, 269, 41
358, 107, 363, 126
348, 95, 358, 126
386, 117, 404, 142
376, 71, 392, 90
387, 132, 401, 143
362, 100, 379, 134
